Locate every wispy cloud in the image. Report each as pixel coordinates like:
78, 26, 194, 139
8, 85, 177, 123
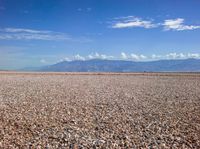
163, 18, 200, 31
111, 16, 157, 29
0, 28, 70, 41
0, 27, 93, 42
3, 28, 52, 34
0, 6, 5, 10
77, 8, 82, 11
77, 7, 92, 12
21, 10, 29, 14
86, 8, 92, 12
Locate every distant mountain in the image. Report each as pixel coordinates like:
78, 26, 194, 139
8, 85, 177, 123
38, 58, 200, 72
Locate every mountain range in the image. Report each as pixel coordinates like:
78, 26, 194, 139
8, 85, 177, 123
35, 58, 200, 72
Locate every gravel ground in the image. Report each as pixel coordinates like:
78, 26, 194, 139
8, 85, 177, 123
0, 72, 200, 148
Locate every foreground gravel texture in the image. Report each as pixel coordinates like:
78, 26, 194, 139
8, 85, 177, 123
0, 72, 200, 148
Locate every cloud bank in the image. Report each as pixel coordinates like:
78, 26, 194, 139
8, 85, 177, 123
58, 52, 200, 63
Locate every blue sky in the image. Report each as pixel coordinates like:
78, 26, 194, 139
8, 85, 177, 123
0, 0, 200, 69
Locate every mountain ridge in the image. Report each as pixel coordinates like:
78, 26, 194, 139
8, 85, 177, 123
37, 58, 200, 72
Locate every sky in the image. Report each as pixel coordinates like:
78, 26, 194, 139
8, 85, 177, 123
0, 0, 200, 69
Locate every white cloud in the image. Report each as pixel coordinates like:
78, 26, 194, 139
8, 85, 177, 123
140, 54, 147, 59
130, 54, 139, 60
74, 54, 85, 61
94, 52, 100, 57
179, 53, 186, 58
40, 59, 47, 64
64, 57, 71, 61
57, 53, 115, 63
121, 52, 128, 59
187, 53, 200, 58
152, 54, 161, 59
120, 52, 200, 61
110, 16, 200, 31
101, 54, 112, 59
152, 53, 187, 60
112, 16, 157, 29
121, 52, 147, 61
166, 53, 187, 59
88, 54, 94, 59
163, 18, 200, 31
166, 53, 179, 59
58, 57, 72, 63
164, 53, 200, 59
130, 53, 147, 61
88, 52, 114, 60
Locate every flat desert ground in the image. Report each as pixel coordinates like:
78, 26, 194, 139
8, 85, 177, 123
0, 72, 200, 148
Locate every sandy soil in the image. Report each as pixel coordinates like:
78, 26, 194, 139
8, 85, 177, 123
0, 72, 200, 148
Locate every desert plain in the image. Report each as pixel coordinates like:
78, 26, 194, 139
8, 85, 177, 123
0, 72, 200, 148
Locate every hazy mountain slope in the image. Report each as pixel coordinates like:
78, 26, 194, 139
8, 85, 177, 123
39, 58, 200, 72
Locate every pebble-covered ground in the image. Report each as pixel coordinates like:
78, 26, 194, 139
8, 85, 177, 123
0, 72, 200, 148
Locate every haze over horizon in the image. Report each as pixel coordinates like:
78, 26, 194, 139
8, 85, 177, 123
0, 0, 200, 69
